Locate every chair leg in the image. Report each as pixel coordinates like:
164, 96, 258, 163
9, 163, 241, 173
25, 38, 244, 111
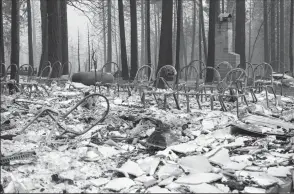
141, 93, 146, 108
196, 94, 202, 110
218, 95, 227, 112
186, 95, 190, 113
172, 93, 180, 110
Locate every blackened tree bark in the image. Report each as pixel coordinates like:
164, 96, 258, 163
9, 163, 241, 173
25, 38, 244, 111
78, 29, 80, 72
38, 0, 48, 76
60, 0, 68, 75
290, 0, 293, 76
130, 0, 138, 80
47, 0, 62, 78
279, 0, 284, 73
199, 0, 207, 64
146, 0, 151, 77
263, 0, 269, 63
87, 25, 90, 71
157, 0, 173, 88
270, 0, 276, 68
235, 0, 246, 69
118, 0, 129, 80
106, 0, 112, 72
27, 0, 34, 75
0, 0, 4, 72
175, 0, 182, 83
206, 0, 217, 82
10, 0, 20, 81
191, 0, 196, 61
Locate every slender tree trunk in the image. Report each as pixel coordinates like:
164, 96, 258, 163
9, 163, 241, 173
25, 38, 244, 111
146, 0, 151, 77
157, 0, 173, 88
106, 0, 112, 72
263, 0, 269, 63
222, 0, 224, 13
47, 0, 62, 78
154, 4, 158, 69
198, 8, 202, 65
60, 0, 68, 75
206, 0, 217, 82
235, 0, 246, 69
78, 29, 80, 72
191, 0, 196, 61
31, 0, 37, 68
290, 0, 294, 76
276, 1, 280, 70
173, 1, 177, 64
140, 0, 145, 67
0, 0, 5, 70
87, 25, 90, 71
39, 0, 48, 75
280, 0, 284, 73
176, 0, 182, 83
118, 0, 129, 80
180, 19, 187, 67
102, 0, 106, 65
113, 3, 119, 65
27, 0, 34, 75
199, 0, 207, 64
10, 0, 20, 81
248, 0, 252, 62
270, 0, 276, 68
130, 0, 138, 80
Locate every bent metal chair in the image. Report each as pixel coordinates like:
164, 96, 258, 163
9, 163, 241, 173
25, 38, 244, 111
117, 64, 154, 97
96, 62, 121, 95
18, 93, 110, 138
253, 62, 277, 108
141, 65, 180, 110
213, 68, 249, 118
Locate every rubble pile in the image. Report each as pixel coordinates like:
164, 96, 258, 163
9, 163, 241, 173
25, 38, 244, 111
0, 83, 294, 193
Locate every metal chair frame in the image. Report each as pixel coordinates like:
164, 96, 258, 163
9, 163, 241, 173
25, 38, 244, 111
96, 62, 120, 94
141, 65, 180, 110
19, 93, 110, 138
253, 62, 277, 108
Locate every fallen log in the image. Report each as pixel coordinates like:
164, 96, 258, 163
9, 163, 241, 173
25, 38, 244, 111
71, 72, 115, 86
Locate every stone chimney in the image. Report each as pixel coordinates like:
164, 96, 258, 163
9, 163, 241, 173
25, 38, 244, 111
215, 13, 240, 78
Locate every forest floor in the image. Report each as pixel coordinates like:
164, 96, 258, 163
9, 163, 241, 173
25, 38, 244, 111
1, 81, 294, 193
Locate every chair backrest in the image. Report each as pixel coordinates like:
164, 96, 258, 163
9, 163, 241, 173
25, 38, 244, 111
179, 63, 199, 83
101, 62, 120, 82
5, 64, 19, 81
155, 65, 177, 90
133, 64, 153, 84
218, 68, 248, 93
216, 61, 233, 79
200, 66, 221, 85
61, 61, 73, 79
52, 61, 62, 78
188, 60, 205, 79
19, 64, 34, 82
253, 62, 273, 85
39, 65, 52, 80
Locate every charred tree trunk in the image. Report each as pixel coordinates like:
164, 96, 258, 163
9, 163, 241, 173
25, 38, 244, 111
263, 0, 269, 63
290, 0, 294, 76
146, 0, 151, 77
78, 30, 80, 72
199, 0, 207, 64
39, 0, 48, 75
47, 0, 62, 78
191, 0, 196, 61
206, 0, 217, 82
10, 0, 20, 81
60, 0, 68, 75
140, 0, 145, 66
175, 0, 182, 83
279, 0, 284, 73
235, 0, 246, 69
270, 0, 276, 68
102, 0, 106, 65
130, 0, 138, 80
106, 0, 112, 72
157, 0, 173, 88
0, 0, 5, 71
27, 0, 34, 75
118, 0, 129, 80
